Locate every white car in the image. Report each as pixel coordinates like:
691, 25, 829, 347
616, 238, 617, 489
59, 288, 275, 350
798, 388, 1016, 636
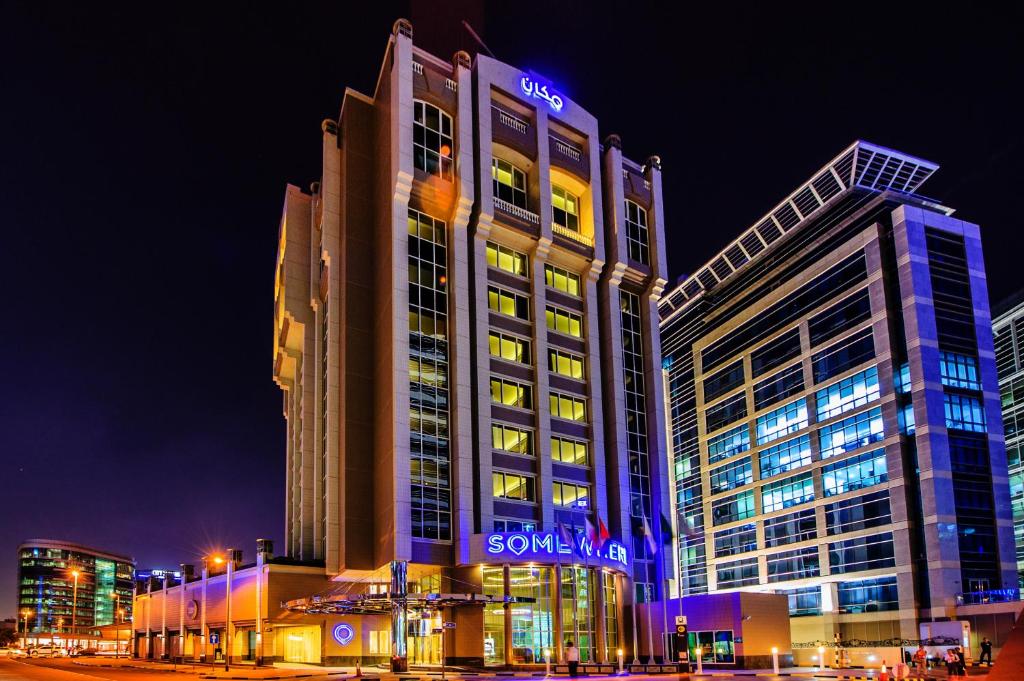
27, 645, 65, 657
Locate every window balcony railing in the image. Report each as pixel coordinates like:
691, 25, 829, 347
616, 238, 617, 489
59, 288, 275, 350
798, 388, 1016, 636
494, 197, 539, 224
955, 589, 1021, 606
412, 62, 424, 76
494, 107, 528, 134
445, 78, 457, 92
552, 223, 593, 247
551, 136, 582, 162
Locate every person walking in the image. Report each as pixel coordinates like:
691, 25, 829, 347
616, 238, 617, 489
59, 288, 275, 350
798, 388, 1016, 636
913, 645, 927, 676
980, 637, 993, 665
944, 649, 956, 677
565, 641, 580, 678
955, 646, 967, 676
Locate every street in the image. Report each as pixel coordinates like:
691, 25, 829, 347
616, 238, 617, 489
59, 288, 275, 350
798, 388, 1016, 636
0, 658, 989, 681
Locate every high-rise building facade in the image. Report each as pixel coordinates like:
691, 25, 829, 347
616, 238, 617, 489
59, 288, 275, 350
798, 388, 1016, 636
17, 539, 135, 635
272, 19, 672, 667
992, 294, 1024, 587
658, 142, 1018, 649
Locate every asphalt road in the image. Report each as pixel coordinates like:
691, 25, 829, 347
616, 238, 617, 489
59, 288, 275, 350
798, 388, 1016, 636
0, 658, 186, 681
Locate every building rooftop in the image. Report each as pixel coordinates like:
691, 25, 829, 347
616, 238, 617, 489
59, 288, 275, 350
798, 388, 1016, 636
19, 538, 134, 564
658, 140, 942, 325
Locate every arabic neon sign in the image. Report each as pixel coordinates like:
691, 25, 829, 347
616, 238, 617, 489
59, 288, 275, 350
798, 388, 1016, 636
485, 532, 628, 567
520, 75, 563, 112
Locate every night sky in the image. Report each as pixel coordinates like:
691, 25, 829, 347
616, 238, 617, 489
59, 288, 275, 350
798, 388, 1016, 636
2, 2, 1022, 615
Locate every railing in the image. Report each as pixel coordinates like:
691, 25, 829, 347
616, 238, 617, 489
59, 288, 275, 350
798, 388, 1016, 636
551, 136, 582, 162
494, 197, 539, 224
956, 589, 1021, 605
412, 62, 424, 75
445, 78, 457, 92
493, 107, 528, 134
552, 223, 593, 247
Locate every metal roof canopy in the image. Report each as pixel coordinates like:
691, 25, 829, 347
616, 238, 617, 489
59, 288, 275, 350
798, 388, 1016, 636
282, 592, 535, 616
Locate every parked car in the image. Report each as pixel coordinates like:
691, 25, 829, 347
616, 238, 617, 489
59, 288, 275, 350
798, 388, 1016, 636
27, 645, 65, 657
0, 647, 19, 657
70, 648, 98, 657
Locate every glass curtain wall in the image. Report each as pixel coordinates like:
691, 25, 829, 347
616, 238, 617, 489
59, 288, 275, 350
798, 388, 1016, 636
561, 566, 597, 662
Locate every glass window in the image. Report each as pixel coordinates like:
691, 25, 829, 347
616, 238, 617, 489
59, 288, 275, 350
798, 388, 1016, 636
755, 398, 808, 445
828, 532, 896, 574
548, 349, 585, 380
815, 366, 880, 420
713, 523, 757, 558
822, 449, 887, 497
759, 435, 811, 479
704, 360, 745, 403
709, 457, 752, 494
818, 407, 883, 458
824, 489, 891, 536
625, 199, 650, 265
551, 436, 589, 466
549, 392, 587, 422
493, 471, 535, 502
780, 586, 822, 617
808, 289, 872, 347
894, 363, 911, 394
836, 577, 899, 614
766, 546, 820, 583
812, 328, 875, 383
761, 472, 814, 513
552, 185, 580, 232
486, 242, 528, 277
711, 490, 755, 526
494, 518, 538, 533
544, 264, 581, 297
715, 559, 759, 588
708, 424, 750, 464
706, 393, 748, 433
753, 364, 804, 411
944, 393, 987, 432
492, 158, 528, 209
488, 286, 531, 320
489, 331, 532, 364
552, 481, 590, 508
413, 100, 453, 180
545, 306, 583, 337
492, 424, 534, 456
763, 508, 817, 548
490, 377, 533, 409
750, 329, 802, 378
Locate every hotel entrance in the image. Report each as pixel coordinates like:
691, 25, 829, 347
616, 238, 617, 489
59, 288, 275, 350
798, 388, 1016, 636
274, 625, 321, 664
407, 609, 442, 664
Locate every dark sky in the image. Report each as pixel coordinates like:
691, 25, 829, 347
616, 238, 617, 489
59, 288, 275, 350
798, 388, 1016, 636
2, 1, 1022, 615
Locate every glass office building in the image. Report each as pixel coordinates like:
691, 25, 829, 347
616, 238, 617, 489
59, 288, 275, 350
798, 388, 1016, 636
993, 293, 1024, 587
17, 539, 135, 635
659, 142, 1018, 651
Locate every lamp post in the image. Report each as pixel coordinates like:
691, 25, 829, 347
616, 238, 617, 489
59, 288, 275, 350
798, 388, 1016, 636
617, 648, 624, 675
112, 593, 121, 659
21, 609, 31, 648
71, 569, 81, 652
817, 645, 826, 672
224, 551, 234, 672
57, 618, 64, 653
771, 646, 779, 674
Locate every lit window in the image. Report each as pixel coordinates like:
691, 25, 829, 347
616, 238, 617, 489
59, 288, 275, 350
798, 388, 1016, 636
815, 366, 880, 420
488, 286, 531, 321
490, 377, 533, 409
548, 349, 584, 380
818, 407, 884, 459
944, 393, 987, 432
940, 352, 981, 390
486, 242, 528, 277
545, 306, 582, 337
544, 264, 581, 296
413, 100, 453, 180
711, 490, 755, 526
761, 473, 814, 513
489, 331, 532, 364
492, 158, 528, 209
822, 449, 888, 497
709, 457, 752, 494
758, 435, 811, 479
553, 481, 590, 507
755, 399, 808, 445
549, 391, 587, 422
492, 424, 534, 456
551, 185, 580, 232
707, 425, 750, 464
493, 472, 535, 502
550, 436, 589, 466
625, 199, 650, 265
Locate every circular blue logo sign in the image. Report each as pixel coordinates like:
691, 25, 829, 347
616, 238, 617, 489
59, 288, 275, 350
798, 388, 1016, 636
332, 623, 355, 646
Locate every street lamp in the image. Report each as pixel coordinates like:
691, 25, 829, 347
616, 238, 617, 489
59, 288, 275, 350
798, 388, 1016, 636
111, 593, 121, 659
21, 609, 32, 648
71, 568, 81, 652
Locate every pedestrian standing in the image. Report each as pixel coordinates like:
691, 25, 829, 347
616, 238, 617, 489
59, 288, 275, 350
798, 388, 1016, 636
956, 646, 966, 676
980, 637, 993, 665
913, 646, 927, 676
944, 649, 955, 677
565, 640, 579, 678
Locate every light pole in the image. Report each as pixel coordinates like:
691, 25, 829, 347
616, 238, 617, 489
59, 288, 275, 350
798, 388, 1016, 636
21, 609, 32, 648
112, 593, 120, 659
224, 551, 234, 672
71, 569, 81, 652
57, 618, 64, 652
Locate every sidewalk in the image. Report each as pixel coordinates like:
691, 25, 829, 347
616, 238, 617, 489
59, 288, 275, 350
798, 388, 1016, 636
71, 658, 355, 679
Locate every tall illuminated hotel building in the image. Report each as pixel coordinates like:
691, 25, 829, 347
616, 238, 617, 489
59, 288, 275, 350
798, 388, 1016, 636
658, 142, 1020, 651
272, 20, 671, 666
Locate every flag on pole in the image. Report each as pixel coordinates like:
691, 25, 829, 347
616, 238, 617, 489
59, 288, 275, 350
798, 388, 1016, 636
597, 517, 612, 547
557, 521, 577, 556
585, 515, 601, 550
642, 515, 657, 555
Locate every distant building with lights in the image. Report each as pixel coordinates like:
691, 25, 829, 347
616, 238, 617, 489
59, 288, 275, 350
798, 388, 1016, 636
17, 539, 134, 638
658, 141, 1022, 663
270, 17, 675, 670
993, 292, 1024, 587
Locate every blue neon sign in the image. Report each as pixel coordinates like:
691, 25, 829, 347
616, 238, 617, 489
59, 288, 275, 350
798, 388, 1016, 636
520, 75, 563, 112
485, 532, 628, 567
332, 623, 355, 645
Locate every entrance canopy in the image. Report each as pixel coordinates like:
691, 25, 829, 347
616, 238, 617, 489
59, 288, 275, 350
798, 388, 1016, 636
282, 591, 534, 616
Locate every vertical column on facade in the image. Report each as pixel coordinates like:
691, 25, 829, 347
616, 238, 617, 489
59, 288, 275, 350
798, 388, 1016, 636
390, 561, 409, 672
472, 222, 497, 532
502, 564, 513, 666
532, 242, 556, 530
595, 569, 607, 663
145, 578, 153, 659
553, 563, 564, 663
178, 565, 186, 661
200, 565, 208, 662
160, 575, 168, 659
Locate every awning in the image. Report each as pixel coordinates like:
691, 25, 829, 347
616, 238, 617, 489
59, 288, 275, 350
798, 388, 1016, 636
282, 592, 534, 616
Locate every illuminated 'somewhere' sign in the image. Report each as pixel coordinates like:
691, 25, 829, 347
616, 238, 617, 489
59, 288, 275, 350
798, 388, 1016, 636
485, 532, 628, 567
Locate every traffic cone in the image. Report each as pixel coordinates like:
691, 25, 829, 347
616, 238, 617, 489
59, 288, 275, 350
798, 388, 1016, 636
879, 659, 888, 681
